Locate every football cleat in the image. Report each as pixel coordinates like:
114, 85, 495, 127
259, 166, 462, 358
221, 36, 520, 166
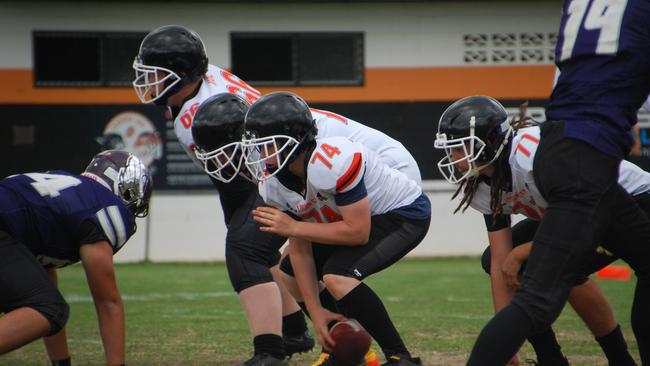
524, 357, 570, 366
312, 352, 330, 366
240, 353, 288, 366
365, 351, 380, 366
381, 354, 422, 366
312, 350, 380, 366
284, 330, 315, 358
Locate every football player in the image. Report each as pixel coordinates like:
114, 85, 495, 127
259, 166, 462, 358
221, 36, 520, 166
243, 92, 431, 366
435, 96, 643, 365
132, 25, 313, 366
453, 1, 650, 364
191, 91, 422, 366
0, 150, 151, 366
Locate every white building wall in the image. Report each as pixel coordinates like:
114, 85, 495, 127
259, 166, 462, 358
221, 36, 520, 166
0, 1, 560, 69
114, 189, 488, 263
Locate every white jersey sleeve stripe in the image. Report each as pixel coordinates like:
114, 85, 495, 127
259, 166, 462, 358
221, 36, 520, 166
107, 205, 127, 249
96, 208, 117, 246
336, 152, 363, 193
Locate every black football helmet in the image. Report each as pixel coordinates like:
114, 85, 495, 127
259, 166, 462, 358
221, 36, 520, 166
83, 150, 153, 217
192, 93, 250, 183
433, 95, 513, 183
242, 92, 317, 181
132, 25, 208, 106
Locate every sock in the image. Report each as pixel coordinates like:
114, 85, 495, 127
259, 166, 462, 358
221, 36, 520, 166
253, 334, 285, 359
528, 327, 568, 365
467, 304, 533, 366
596, 325, 637, 366
282, 310, 308, 336
336, 282, 409, 359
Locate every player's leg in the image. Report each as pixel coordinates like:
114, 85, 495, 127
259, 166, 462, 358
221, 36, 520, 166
598, 190, 650, 365
0, 231, 68, 354
270, 262, 315, 357
467, 121, 621, 365
225, 194, 305, 364
481, 218, 569, 365
321, 212, 430, 365
568, 278, 636, 366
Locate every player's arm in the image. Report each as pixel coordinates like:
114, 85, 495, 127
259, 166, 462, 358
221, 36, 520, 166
288, 237, 343, 350
502, 241, 532, 288
42, 268, 71, 366
253, 197, 371, 245
484, 214, 516, 313
79, 241, 125, 366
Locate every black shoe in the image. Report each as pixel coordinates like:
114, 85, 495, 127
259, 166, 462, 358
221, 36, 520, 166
240, 353, 288, 366
283, 330, 315, 357
381, 355, 423, 366
525, 358, 571, 366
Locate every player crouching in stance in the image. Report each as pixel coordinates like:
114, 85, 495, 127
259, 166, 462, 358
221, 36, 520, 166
0, 150, 151, 366
243, 92, 431, 366
434, 96, 642, 365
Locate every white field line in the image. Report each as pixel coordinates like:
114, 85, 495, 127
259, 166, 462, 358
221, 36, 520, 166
64, 291, 234, 303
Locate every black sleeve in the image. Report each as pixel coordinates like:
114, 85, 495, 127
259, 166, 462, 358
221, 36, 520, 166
78, 220, 110, 246
483, 214, 511, 232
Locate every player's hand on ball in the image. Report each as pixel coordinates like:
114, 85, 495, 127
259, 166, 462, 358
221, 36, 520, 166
311, 307, 346, 352
252, 206, 297, 237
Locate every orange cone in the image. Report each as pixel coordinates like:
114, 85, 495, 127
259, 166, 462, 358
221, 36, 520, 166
596, 265, 632, 281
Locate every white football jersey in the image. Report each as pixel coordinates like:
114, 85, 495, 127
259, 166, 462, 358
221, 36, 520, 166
312, 109, 422, 185
470, 126, 650, 219
172, 65, 420, 184
259, 136, 422, 223
173, 64, 262, 166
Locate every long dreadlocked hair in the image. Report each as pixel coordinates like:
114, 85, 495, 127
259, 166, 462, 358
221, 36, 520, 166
452, 101, 534, 219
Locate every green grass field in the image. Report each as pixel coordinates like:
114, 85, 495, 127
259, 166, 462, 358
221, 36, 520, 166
1, 258, 638, 365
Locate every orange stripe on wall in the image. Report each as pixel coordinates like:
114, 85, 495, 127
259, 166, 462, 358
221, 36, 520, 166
0, 65, 555, 104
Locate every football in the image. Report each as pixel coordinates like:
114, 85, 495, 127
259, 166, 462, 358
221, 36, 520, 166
329, 319, 372, 363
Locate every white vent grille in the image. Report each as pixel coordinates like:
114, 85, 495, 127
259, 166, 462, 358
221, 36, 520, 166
463, 32, 557, 65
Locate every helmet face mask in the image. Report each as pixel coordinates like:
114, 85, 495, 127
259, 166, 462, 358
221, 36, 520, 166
434, 117, 489, 183
194, 141, 246, 183
190, 93, 251, 183
132, 58, 181, 104
84, 150, 152, 218
242, 134, 301, 182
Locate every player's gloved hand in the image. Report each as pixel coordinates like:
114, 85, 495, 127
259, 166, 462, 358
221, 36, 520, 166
502, 251, 523, 288
252, 206, 297, 237
311, 307, 345, 353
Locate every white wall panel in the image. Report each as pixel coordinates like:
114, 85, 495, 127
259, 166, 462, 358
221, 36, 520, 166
114, 188, 488, 263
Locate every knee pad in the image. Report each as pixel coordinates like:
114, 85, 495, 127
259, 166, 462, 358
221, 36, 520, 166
481, 246, 491, 275
225, 244, 278, 293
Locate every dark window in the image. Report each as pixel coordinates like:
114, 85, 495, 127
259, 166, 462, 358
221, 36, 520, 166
34, 33, 101, 85
104, 33, 146, 86
33, 31, 147, 87
231, 32, 364, 86
298, 34, 363, 85
231, 35, 294, 84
